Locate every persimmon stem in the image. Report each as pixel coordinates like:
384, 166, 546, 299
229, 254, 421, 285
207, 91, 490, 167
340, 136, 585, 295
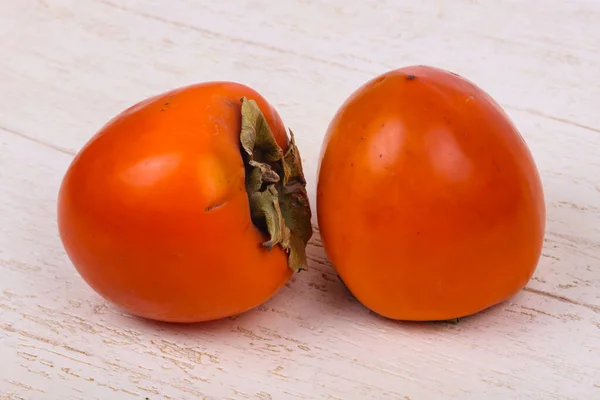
239, 97, 313, 272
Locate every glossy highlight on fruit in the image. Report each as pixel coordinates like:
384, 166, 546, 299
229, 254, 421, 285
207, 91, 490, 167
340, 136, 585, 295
317, 65, 546, 321
58, 82, 312, 323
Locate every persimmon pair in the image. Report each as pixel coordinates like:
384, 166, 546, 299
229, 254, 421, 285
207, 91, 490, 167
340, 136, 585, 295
57, 66, 545, 323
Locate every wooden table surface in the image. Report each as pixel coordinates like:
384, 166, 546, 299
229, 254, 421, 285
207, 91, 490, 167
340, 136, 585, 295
1, 1, 599, 399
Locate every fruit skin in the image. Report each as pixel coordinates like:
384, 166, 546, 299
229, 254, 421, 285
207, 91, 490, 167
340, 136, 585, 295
58, 82, 307, 323
317, 66, 546, 321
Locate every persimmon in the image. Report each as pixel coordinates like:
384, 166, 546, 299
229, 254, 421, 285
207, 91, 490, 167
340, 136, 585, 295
57, 82, 312, 323
317, 65, 545, 321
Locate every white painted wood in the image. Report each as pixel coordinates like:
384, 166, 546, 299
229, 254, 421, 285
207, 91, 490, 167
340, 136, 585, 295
1, 0, 599, 398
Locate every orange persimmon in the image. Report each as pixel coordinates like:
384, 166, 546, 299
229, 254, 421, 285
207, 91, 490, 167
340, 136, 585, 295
58, 82, 312, 323
317, 65, 545, 321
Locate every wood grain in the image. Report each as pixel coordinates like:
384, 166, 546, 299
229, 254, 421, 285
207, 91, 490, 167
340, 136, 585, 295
1, 0, 599, 398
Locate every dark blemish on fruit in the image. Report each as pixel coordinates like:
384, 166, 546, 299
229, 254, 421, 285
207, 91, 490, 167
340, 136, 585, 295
160, 102, 170, 111
381, 123, 385, 127
406, 74, 416, 81
351, 162, 354, 167
360, 137, 365, 140
379, 154, 382, 158
205, 201, 227, 212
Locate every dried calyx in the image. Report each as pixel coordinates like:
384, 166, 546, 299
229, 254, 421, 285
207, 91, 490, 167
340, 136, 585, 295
239, 97, 313, 272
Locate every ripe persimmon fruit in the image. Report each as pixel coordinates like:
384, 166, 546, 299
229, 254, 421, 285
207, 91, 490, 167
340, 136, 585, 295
58, 82, 312, 323
317, 65, 546, 321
